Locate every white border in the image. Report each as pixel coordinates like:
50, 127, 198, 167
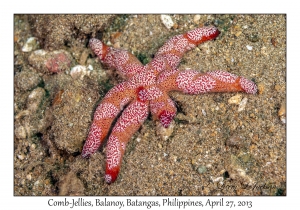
2, 1, 298, 209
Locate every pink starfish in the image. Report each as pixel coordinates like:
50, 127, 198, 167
82, 26, 257, 184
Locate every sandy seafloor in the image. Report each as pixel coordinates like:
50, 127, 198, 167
14, 14, 286, 196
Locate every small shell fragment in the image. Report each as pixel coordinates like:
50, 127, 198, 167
15, 125, 27, 139
87, 64, 93, 71
278, 102, 286, 124
22, 37, 39, 52
246, 45, 253, 51
161, 15, 174, 29
228, 94, 242, 105
193, 15, 201, 24
70, 65, 90, 80
238, 97, 248, 112
17, 154, 25, 160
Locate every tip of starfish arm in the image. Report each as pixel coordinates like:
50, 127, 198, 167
159, 110, 175, 128
105, 170, 119, 184
204, 26, 220, 39
240, 77, 258, 94
89, 38, 99, 47
204, 26, 220, 41
186, 26, 221, 45
89, 38, 106, 59
81, 149, 91, 158
105, 174, 112, 184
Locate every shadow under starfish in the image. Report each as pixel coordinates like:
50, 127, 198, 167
81, 26, 257, 184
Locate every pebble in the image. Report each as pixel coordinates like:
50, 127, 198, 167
22, 37, 39, 52
70, 65, 90, 80
260, 46, 268, 56
15, 110, 30, 119
198, 42, 210, 54
45, 51, 73, 73
31, 143, 37, 150
211, 176, 224, 183
26, 174, 32, 181
246, 45, 253, 51
225, 154, 254, 184
79, 49, 89, 65
27, 87, 46, 113
34, 180, 40, 186
197, 165, 207, 174
110, 32, 122, 44
113, 42, 121, 49
238, 97, 248, 112
228, 94, 242, 104
278, 102, 286, 124
14, 69, 42, 92
160, 15, 174, 29
87, 64, 93, 71
278, 102, 286, 116
172, 23, 178, 29
230, 25, 243, 37
15, 125, 27, 139
226, 135, 243, 147
202, 109, 206, 117
17, 154, 25, 160
235, 31, 242, 37
191, 159, 197, 166
206, 163, 212, 168
271, 37, 277, 47
274, 84, 282, 92
193, 15, 201, 24
247, 33, 259, 42
257, 83, 265, 94
28, 49, 73, 74
32, 49, 47, 56
172, 155, 178, 162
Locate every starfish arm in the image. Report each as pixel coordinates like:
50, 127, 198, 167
150, 92, 177, 128
89, 38, 145, 79
157, 69, 257, 94
148, 26, 220, 73
81, 82, 134, 158
104, 100, 149, 184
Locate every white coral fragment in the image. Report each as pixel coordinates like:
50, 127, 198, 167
70, 65, 90, 80
161, 15, 174, 29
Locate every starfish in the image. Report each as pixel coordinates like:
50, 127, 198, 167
82, 26, 257, 184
